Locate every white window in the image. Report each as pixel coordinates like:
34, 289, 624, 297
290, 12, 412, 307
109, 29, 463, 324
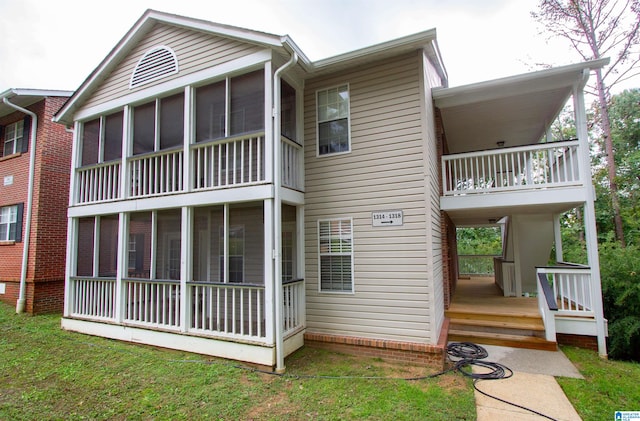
317, 85, 350, 156
3, 120, 24, 156
318, 219, 353, 292
0, 205, 20, 242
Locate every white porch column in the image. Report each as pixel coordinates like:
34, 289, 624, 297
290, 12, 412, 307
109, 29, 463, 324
180, 206, 193, 333
553, 213, 563, 263
574, 79, 607, 356
115, 212, 128, 323
296, 205, 306, 327
121, 105, 131, 200
263, 199, 275, 347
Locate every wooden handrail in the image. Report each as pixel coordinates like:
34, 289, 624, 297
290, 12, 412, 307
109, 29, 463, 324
537, 273, 558, 311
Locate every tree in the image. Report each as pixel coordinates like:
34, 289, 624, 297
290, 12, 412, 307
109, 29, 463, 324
532, 0, 640, 247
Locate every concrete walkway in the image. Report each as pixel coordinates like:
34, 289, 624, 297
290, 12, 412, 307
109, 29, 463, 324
471, 345, 583, 421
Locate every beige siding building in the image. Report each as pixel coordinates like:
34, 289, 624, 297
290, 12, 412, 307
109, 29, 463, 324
54, 9, 608, 371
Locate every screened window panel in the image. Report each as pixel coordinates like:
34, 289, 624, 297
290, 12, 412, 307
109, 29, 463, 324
155, 209, 181, 280
76, 217, 95, 277
159, 93, 184, 150
230, 70, 264, 135
133, 101, 156, 155
281, 80, 296, 141
195, 81, 226, 142
192, 206, 223, 282
98, 215, 119, 277
81, 118, 100, 166
103, 111, 123, 162
128, 212, 152, 278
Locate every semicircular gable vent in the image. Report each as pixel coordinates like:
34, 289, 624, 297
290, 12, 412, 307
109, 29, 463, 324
129, 45, 179, 89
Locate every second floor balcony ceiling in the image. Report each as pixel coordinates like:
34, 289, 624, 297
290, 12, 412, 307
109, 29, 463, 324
432, 58, 609, 155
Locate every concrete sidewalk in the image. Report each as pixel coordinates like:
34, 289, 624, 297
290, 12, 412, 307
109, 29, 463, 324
471, 345, 583, 420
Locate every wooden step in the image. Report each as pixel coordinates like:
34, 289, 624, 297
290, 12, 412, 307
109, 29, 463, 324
449, 317, 545, 332
448, 329, 557, 351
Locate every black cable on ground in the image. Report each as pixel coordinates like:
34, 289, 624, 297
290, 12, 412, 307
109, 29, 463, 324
446, 342, 558, 421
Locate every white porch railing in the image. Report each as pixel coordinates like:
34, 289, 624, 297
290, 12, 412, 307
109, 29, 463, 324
281, 137, 303, 190
283, 279, 305, 336
123, 279, 181, 329
76, 161, 121, 204
189, 282, 266, 339
537, 266, 594, 315
69, 277, 116, 320
442, 140, 581, 196
192, 134, 265, 190
494, 258, 516, 297
129, 148, 184, 198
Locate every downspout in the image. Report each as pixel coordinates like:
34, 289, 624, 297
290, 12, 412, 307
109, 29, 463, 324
3, 97, 38, 314
273, 52, 298, 373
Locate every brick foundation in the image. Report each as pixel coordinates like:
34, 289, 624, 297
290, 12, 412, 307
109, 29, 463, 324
556, 333, 599, 352
303, 320, 449, 370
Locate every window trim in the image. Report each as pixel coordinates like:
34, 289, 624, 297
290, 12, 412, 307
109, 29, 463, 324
2, 120, 24, 157
317, 218, 354, 294
316, 84, 351, 158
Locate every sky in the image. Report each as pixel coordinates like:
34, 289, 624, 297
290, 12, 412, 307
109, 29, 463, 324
0, 0, 636, 93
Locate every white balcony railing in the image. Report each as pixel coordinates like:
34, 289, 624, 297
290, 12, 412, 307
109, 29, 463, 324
192, 134, 265, 191
76, 161, 121, 204
69, 277, 116, 320
283, 279, 305, 336
189, 282, 266, 339
442, 140, 581, 196
281, 137, 303, 190
123, 279, 181, 329
129, 148, 184, 198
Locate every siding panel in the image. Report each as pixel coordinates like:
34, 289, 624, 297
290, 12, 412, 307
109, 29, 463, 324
304, 52, 435, 343
81, 23, 264, 111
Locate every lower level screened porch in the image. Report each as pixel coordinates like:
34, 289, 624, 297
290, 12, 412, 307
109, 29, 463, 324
63, 201, 305, 367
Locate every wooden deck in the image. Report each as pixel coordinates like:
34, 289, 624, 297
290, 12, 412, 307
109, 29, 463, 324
446, 276, 557, 351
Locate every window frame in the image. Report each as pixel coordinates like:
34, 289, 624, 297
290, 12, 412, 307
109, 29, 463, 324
3, 120, 24, 157
316, 84, 351, 157
317, 218, 354, 294
79, 110, 123, 167
0, 204, 21, 242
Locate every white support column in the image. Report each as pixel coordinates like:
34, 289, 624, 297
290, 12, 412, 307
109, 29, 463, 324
183, 86, 193, 193
180, 206, 192, 333
553, 213, 563, 263
63, 217, 77, 317
115, 212, 128, 323
223, 204, 229, 284
296, 205, 306, 327
121, 105, 131, 200
264, 61, 274, 184
574, 80, 607, 357
150, 211, 157, 280
68, 122, 81, 207
263, 199, 275, 347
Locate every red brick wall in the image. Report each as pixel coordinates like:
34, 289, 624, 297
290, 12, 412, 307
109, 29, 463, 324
556, 333, 599, 352
0, 97, 71, 313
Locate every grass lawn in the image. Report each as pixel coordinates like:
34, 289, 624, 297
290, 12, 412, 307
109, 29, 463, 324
559, 346, 640, 421
0, 303, 476, 420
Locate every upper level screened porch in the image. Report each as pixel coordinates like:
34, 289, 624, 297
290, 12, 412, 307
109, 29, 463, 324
72, 68, 303, 207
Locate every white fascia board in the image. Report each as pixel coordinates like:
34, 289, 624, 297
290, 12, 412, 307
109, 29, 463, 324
0, 88, 73, 100
309, 28, 439, 74
433, 58, 610, 108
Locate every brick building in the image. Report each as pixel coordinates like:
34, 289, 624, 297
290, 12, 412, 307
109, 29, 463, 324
0, 89, 73, 314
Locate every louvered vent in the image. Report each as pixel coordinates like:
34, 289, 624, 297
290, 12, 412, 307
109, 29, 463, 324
129, 46, 179, 89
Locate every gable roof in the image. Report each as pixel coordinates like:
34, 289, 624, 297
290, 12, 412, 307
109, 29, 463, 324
54, 9, 445, 125
432, 58, 610, 154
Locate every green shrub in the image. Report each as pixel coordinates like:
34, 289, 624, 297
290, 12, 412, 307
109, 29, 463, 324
599, 242, 640, 360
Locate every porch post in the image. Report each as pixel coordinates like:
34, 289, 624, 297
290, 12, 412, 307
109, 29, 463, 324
573, 80, 607, 356
180, 206, 193, 333
115, 212, 127, 323
63, 217, 77, 318
263, 199, 275, 347
296, 205, 306, 327
553, 213, 563, 263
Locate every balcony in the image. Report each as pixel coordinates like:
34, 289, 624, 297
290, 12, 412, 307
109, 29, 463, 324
73, 134, 302, 205
68, 276, 305, 343
441, 141, 587, 218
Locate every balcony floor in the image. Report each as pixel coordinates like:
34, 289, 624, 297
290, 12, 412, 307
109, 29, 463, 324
449, 276, 538, 316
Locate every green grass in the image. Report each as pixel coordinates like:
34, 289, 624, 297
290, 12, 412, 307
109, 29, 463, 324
559, 346, 640, 421
0, 303, 475, 420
